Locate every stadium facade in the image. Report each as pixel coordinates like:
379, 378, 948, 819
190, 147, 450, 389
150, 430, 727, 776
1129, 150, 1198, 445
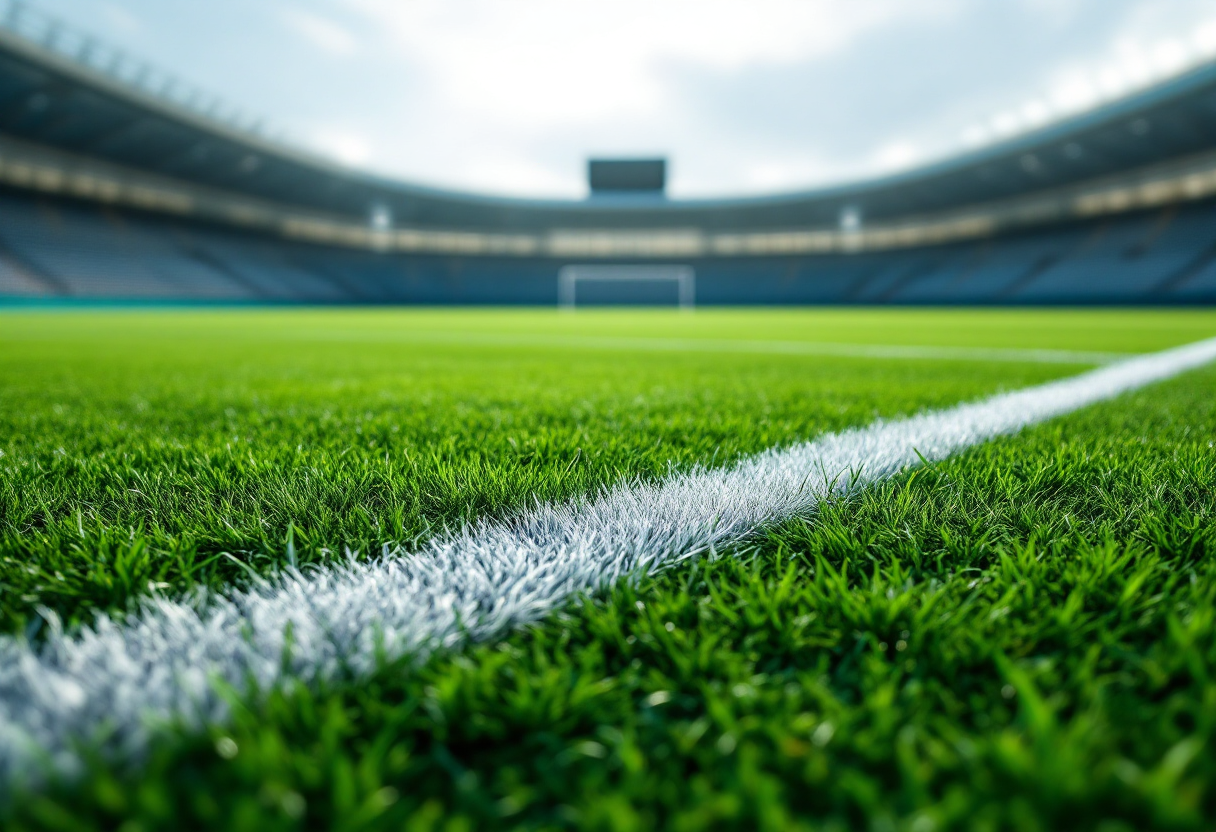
0, 6, 1215, 304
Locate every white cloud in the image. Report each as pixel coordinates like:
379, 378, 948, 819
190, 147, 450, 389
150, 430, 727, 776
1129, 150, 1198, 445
1196, 19, 1216, 56
344, 0, 947, 130
1048, 70, 1098, 114
873, 141, 921, 172
291, 0, 1216, 196
282, 8, 358, 56
960, 124, 991, 147
455, 154, 575, 196
310, 128, 371, 165
738, 156, 838, 192
1019, 99, 1051, 127
1150, 38, 1190, 75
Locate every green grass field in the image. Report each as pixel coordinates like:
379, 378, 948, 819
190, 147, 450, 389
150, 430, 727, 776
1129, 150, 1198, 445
3, 307, 1216, 831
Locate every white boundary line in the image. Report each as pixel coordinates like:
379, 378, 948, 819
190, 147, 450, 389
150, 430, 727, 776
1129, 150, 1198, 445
2, 336, 1216, 786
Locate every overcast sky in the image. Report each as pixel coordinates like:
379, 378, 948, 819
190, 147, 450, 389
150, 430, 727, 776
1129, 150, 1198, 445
27, 0, 1216, 198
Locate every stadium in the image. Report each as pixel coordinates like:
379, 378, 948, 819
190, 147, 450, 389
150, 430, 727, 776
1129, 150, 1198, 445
2, 2, 1216, 830
2, 6, 1216, 304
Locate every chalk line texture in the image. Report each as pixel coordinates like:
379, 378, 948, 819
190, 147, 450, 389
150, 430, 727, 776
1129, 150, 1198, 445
2, 335, 1216, 787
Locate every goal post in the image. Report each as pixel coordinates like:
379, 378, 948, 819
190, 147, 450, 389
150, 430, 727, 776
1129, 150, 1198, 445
558, 265, 695, 310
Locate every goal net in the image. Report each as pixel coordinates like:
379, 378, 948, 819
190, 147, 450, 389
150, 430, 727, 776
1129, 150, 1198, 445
558, 265, 695, 310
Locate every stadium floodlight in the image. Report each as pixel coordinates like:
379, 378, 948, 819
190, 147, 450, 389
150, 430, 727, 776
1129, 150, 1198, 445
839, 204, 863, 233
558, 265, 694, 310
369, 202, 392, 231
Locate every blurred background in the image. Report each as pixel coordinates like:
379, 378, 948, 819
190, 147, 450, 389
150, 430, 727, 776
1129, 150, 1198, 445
0, 0, 1215, 305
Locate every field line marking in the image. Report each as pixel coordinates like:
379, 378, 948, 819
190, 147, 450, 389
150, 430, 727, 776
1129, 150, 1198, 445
2, 335, 1216, 786
283, 329, 1129, 365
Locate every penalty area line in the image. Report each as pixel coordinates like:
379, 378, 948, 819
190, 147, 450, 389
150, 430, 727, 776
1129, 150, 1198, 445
2, 336, 1216, 788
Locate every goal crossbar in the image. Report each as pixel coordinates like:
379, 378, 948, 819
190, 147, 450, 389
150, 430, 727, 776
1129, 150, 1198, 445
558, 265, 695, 310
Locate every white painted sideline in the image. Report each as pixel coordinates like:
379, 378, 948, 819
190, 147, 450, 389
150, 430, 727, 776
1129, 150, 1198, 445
2, 336, 1215, 787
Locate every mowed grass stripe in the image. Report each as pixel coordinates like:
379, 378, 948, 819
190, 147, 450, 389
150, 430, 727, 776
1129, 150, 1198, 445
2, 337, 1214, 791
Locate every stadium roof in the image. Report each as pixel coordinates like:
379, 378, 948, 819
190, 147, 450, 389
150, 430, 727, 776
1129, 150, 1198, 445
0, 6, 1215, 234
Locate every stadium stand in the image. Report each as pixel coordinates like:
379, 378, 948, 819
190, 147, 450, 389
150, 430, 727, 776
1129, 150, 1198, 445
0, 186, 1211, 305
0, 1, 1214, 305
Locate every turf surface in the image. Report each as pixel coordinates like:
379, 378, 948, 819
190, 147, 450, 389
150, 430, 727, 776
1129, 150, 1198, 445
3, 307, 1216, 829
0, 307, 1110, 636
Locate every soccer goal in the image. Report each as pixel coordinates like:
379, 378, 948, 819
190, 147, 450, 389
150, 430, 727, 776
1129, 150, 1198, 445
558, 265, 695, 310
